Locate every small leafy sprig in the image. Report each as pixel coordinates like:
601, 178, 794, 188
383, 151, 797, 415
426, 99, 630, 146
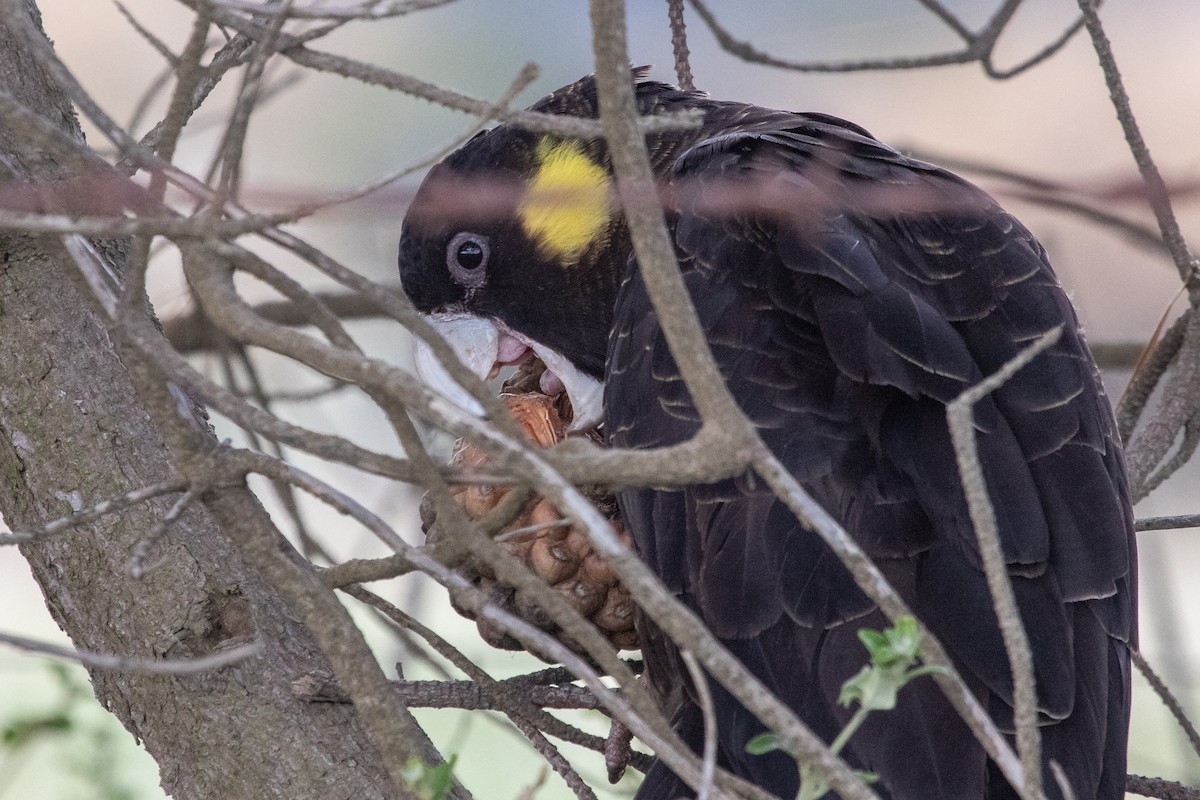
745, 616, 946, 800
400, 754, 459, 800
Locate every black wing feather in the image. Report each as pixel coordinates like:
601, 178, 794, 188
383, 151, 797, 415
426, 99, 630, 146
608, 115, 1135, 799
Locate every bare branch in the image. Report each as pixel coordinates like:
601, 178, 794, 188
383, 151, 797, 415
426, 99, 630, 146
1075, 0, 1199, 294
173, 0, 701, 139
0, 478, 189, 545
1127, 774, 1200, 800
905, 147, 1175, 260
666, 0, 695, 91
1124, 313, 1200, 499
205, 0, 460, 22
1118, 310, 1190, 442
1136, 514, 1200, 532
0, 632, 261, 674
128, 485, 204, 578
1131, 650, 1200, 759
1051, 761, 1080, 800
342, 585, 600, 800
947, 328, 1066, 797
681, 650, 717, 800
687, 0, 1086, 78
234, 447, 749, 797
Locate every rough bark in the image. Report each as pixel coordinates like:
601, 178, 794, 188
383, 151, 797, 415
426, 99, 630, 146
0, 4, 404, 797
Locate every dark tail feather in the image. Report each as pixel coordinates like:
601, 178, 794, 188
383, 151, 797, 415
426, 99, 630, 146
632, 702, 709, 800
988, 604, 1131, 800
1038, 607, 1130, 800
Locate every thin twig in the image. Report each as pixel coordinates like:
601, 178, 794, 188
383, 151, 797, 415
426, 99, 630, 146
686, 0, 1083, 78
1141, 417, 1200, 499
666, 0, 695, 91
234, 450, 768, 800
207, 0, 294, 202
1126, 774, 1200, 800
1136, 514, 1200, 532
343, 586, 600, 800
1118, 310, 1190, 442
681, 650, 716, 800
114, 1, 180, 66
1050, 760, 1079, 800
381, 680, 609, 712
129, 485, 204, 577
269, 61, 542, 223
946, 328, 1065, 797
206, 0, 460, 21
175, 0, 701, 139
0, 479, 189, 545
0, 632, 261, 674
1131, 650, 1200, 758
1124, 314, 1200, 500
1075, 0, 1199, 295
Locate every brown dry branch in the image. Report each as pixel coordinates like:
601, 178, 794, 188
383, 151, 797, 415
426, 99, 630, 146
206, 0, 460, 22
388, 679, 605, 713
686, 0, 1089, 79
232, 449, 764, 800
127, 484, 205, 578
342, 585, 601, 800
0, 632, 262, 674
1127, 775, 1200, 800
0, 478, 189, 545
1117, 310, 1190, 442
173, 0, 702, 140
1123, 313, 1200, 501
666, 0, 695, 91
680, 649, 719, 800
1075, 0, 1199, 295
1136, 514, 1200, 533
1131, 651, 1200, 760
946, 329, 1066, 797
216, 346, 330, 561
1071, 0, 1200, 510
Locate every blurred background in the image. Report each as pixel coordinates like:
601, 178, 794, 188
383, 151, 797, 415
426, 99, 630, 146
1, 1, 1197, 797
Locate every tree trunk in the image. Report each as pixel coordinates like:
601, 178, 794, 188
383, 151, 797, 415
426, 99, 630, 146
0, 3, 403, 797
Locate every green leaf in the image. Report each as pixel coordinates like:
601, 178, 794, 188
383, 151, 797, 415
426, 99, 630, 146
745, 732, 785, 756
838, 662, 902, 711
426, 754, 457, 800
752, 618, 938, 800
400, 754, 458, 800
797, 764, 829, 800
856, 628, 889, 654
840, 616, 936, 711
1, 713, 73, 750
883, 616, 920, 662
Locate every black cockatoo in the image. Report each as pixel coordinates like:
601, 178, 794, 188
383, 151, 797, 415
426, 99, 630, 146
397, 72, 1136, 800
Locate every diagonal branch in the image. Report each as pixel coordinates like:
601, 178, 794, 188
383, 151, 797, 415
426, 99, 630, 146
946, 328, 1066, 798
1075, 0, 1199, 297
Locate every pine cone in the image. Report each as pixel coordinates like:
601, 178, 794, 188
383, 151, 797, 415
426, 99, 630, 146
431, 387, 638, 658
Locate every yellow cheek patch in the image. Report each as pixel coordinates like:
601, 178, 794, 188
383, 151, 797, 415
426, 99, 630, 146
519, 138, 612, 265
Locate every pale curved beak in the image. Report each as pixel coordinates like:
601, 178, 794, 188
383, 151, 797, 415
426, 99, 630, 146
413, 312, 604, 433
